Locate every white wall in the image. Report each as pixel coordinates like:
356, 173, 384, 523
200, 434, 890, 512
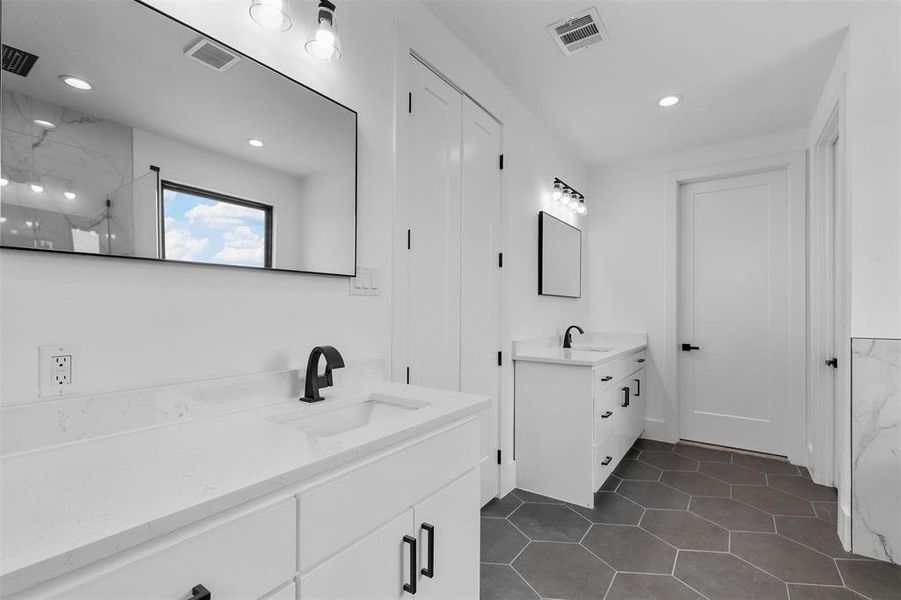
587, 129, 808, 443
0, 0, 589, 484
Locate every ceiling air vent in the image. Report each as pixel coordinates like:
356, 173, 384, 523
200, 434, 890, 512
185, 38, 240, 72
547, 7, 608, 56
2, 44, 39, 77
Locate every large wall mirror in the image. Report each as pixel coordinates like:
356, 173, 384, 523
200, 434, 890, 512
538, 211, 581, 298
0, 0, 357, 276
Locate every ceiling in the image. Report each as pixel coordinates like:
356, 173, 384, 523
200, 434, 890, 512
423, 0, 876, 165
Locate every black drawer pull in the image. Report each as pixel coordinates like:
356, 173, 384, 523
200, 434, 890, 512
421, 523, 435, 578
601, 456, 612, 466
633, 378, 641, 397
621, 386, 630, 407
600, 375, 613, 382
636, 358, 646, 363
189, 585, 211, 600
403, 535, 417, 594
601, 411, 613, 419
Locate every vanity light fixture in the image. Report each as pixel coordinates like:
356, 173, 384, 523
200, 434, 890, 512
658, 94, 682, 107
248, 138, 265, 148
33, 119, 56, 129
59, 75, 93, 91
551, 177, 588, 217
249, 0, 292, 32
305, 0, 342, 62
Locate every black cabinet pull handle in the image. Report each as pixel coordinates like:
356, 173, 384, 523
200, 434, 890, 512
189, 585, 211, 600
621, 386, 630, 407
636, 358, 646, 363
601, 456, 612, 466
633, 378, 640, 397
681, 344, 700, 352
403, 535, 417, 594
600, 375, 613, 382
601, 411, 613, 419
421, 523, 435, 578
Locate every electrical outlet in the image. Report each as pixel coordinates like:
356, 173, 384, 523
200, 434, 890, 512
39, 345, 77, 397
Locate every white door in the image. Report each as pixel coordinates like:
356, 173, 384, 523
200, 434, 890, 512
679, 170, 791, 454
407, 58, 462, 391
299, 509, 413, 600
460, 97, 502, 504
405, 57, 502, 503
413, 470, 480, 599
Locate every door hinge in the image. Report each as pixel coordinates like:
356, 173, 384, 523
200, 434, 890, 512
407, 229, 411, 250
497, 449, 502, 465
825, 357, 838, 369
499, 154, 504, 170
497, 351, 503, 366
406, 366, 410, 384
408, 92, 412, 114
498, 252, 504, 268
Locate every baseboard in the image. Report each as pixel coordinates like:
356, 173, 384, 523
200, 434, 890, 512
838, 502, 852, 552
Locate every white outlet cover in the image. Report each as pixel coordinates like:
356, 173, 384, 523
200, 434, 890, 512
39, 344, 78, 398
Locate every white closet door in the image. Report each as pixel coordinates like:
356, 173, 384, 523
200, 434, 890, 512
406, 58, 462, 391
679, 170, 790, 455
460, 97, 502, 503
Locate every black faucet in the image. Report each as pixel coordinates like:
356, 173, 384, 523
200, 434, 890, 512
562, 325, 584, 349
301, 346, 345, 402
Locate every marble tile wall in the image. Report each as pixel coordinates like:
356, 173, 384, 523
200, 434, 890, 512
0, 359, 386, 456
851, 337, 900, 564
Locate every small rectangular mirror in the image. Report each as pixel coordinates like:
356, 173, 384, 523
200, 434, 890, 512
538, 211, 581, 298
1, 0, 357, 276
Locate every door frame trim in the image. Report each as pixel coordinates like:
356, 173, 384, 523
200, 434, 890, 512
664, 151, 807, 464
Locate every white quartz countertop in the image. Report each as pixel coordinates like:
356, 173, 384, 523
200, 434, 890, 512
513, 332, 647, 367
0, 382, 488, 593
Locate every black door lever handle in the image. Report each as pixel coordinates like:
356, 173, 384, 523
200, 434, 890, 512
681, 344, 700, 352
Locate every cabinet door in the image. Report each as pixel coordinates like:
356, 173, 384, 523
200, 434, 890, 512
413, 470, 480, 599
299, 510, 414, 600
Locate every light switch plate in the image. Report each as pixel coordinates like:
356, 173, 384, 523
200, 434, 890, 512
39, 344, 78, 398
349, 267, 380, 296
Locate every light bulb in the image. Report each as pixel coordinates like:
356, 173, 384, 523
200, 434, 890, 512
249, 0, 292, 32
658, 94, 682, 107
552, 182, 563, 202
562, 190, 572, 206
305, 1, 341, 62
64, 191, 77, 200
33, 119, 56, 129
0, 177, 8, 186
248, 138, 265, 148
576, 200, 587, 215
59, 75, 93, 90
30, 183, 44, 193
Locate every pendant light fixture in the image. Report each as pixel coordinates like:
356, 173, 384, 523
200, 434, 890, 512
305, 0, 341, 62
249, 0, 293, 32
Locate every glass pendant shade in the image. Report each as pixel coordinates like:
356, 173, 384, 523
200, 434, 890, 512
249, 0, 292, 32
305, 1, 342, 62
552, 181, 563, 202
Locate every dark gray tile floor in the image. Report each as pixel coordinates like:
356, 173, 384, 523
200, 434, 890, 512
480, 440, 901, 600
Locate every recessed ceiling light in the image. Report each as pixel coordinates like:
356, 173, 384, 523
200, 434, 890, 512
33, 119, 57, 129
59, 75, 93, 90
248, 138, 265, 148
658, 94, 682, 107
30, 183, 44, 193
64, 191, 77, 200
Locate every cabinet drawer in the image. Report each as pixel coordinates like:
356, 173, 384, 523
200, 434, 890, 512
593, 350, 646, 393
53, 499, 296, 600
593, 438, 614, 491
298, 418, 479, 572
626, 351, 647, 374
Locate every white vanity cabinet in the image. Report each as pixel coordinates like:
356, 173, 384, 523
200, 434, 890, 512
10, 416, 482, 600
515, 347, 647, 508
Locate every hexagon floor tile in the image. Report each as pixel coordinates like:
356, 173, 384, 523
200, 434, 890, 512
480, 441, 894, 600
581, 524, 677, 573
508, 503, 590, 542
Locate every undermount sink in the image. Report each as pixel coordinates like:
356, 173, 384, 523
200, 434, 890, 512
572, 346, 613, 353
271, 394, 425, 438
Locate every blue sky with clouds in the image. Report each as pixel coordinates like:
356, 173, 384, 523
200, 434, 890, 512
163, 189, 267, 267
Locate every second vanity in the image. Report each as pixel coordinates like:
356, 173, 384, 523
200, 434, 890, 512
513, 332, 648, 508
1, 382, 488, 600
